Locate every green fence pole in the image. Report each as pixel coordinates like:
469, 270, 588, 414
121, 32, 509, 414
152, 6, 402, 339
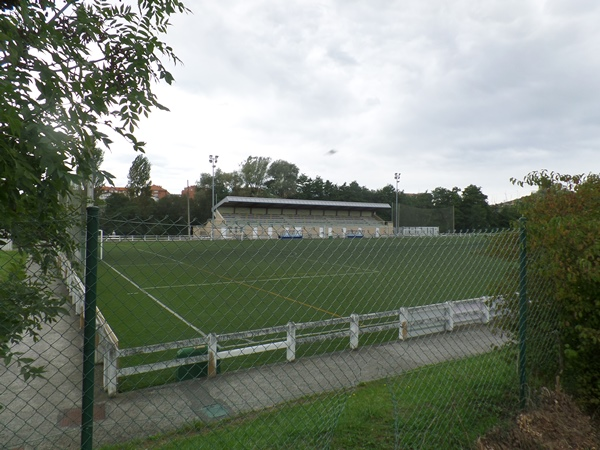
518, 217, 528, 409
81, 206, 99, 449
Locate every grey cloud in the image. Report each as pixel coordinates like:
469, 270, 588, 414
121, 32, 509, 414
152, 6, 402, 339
327, 46, 358, 66
105, 0, 600, 201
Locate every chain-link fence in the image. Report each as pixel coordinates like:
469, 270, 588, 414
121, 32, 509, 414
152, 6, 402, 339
1, 211, 560, 449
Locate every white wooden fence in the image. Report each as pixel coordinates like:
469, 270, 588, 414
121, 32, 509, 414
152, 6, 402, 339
97, 296, 501, 397
0, 239, 13, 251
57, 253, 119, 380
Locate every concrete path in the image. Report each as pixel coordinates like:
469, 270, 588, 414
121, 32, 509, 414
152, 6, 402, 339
1, 305, 83, 450
1, 301, 505, 449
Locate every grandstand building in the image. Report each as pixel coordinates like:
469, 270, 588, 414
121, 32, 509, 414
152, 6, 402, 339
198, 196, 393, 239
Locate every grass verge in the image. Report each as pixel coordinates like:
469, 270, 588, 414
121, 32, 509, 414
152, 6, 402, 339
101, 349, 518, 449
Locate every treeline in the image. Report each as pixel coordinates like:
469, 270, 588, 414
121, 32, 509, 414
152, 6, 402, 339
101, 155, 520, 232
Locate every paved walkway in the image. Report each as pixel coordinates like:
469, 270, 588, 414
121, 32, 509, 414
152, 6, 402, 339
1, 298, 83, 449
1, 299, 505, 450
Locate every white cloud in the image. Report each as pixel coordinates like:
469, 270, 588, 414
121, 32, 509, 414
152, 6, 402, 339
103, 0, 600, 203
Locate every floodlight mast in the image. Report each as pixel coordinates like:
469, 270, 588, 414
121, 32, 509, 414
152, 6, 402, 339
187, 180, 191, 237
209, 155, 218, 240
394, 172, 401, 236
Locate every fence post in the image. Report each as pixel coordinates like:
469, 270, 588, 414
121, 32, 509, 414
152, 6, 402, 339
81, 206, 99, 450
95, 327, 103, 365
287, 322, 296, 362
105, 345, 118, 397
519, 217, 528, 409
445, 301, 454, 331
208, 333, 218, 378
399, 307, 408, 340
350, 314, 359, 350
481, 297, 490, 324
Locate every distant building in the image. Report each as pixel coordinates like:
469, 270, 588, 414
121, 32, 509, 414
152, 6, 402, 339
98, 186, 128, 200
98, 185, 170, 201
181, 185, 196, 199
150, 185, 169, 201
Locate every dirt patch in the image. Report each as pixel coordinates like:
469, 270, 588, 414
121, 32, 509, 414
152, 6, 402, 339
478, 388, 599, 450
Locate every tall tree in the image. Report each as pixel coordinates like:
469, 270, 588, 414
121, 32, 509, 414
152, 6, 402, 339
431, 187, 461, 208
220, 170, 244, 197
296, 175, 326, 200
127, 154, 152, 198
266, 160, 299, 198
0, 0, 187, 379
103, 193, 133, 219
372, 184, 396, 222
197, 168, 235, 204
91, 147, 109, 202
432, 187, 462, 231
457, 185, 491, 230
339, 181, 369, 202
490, 203, 520, 228
239, 156, 271, 196
404, 192, 434, 209
323, 180, 340, 201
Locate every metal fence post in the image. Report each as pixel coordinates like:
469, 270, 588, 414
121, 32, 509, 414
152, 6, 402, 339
208, 333, 218, 377
105, 345, 119, 397
444, 301, 454, 331
481, 297, 491, 324
350, 314, 359, 350
519, 217, 528, 409
287, 322, 296, 362
81, 206, 99, 450
399, 307, 408, 340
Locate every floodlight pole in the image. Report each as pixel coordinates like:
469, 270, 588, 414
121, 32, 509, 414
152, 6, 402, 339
186, 180, 191, 238
394, 172, 401, 236
209, 155, 219, 240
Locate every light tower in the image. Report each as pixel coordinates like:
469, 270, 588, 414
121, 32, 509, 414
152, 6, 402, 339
186, 180, 191, 237
394, 172, 401, 236
209, 155, 219, 240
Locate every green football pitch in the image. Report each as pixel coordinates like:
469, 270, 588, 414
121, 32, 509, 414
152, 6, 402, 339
97, 233, 517, 351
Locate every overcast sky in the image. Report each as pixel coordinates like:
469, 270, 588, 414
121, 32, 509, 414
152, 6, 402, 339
103, 0, 599, 204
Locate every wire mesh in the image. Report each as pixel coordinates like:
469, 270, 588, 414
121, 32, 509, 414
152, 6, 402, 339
1, 218, 85, 449
0, 215, 559, 449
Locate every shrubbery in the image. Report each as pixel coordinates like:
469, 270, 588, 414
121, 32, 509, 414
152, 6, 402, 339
513, 171, 600, 411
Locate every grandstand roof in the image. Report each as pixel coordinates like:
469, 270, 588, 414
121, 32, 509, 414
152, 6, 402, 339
215, 196, 391, 211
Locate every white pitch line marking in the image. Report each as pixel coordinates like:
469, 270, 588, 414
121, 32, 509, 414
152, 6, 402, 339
103, 262, 206, 337
145, 271, 381, 290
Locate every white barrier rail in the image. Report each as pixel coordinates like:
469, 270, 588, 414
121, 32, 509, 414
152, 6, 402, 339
0, 239, 13, 251
57, 253, 120, 395
103, 235, 199, 242
57, 253, 85, 316
102, 296, 502, 397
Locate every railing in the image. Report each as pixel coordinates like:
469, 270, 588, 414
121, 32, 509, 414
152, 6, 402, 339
0, 239, 13, 251
95, 308, 119, 395
102, 234, 200, 242
100, 296, 501, 397
57, 253, 119, 394
57, 253, 85, 316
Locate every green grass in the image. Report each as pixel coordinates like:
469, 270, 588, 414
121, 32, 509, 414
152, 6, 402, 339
97, 233, 517, 390
100, 350, 519, 449
0, 250, 24, 281
0, 251, 12, 278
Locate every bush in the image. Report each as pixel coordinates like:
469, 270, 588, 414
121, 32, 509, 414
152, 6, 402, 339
513, 171, 600, 411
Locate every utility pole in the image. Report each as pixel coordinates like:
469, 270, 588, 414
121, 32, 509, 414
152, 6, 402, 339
209, 155, 219, 240
186, 180, 191, 237
394, 172, 401, 236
